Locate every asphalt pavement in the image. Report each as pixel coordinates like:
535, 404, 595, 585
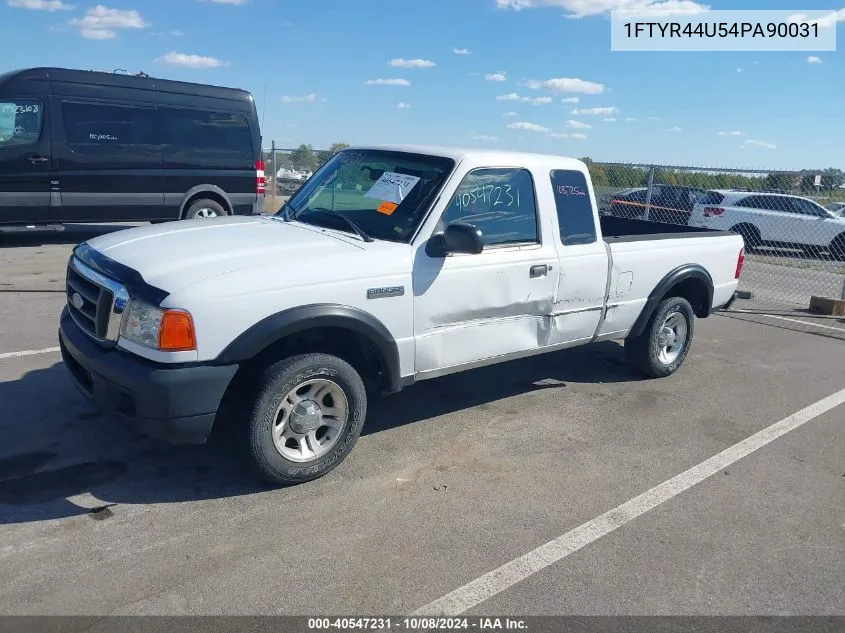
0, 225, 843, 617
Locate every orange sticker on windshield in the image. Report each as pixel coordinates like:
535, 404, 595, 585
377, 201, 398, 216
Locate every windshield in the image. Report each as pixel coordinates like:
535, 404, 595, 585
279, 149, 455, 242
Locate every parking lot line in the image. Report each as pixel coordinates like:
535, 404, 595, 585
754, 314, 845, 333
411, 387, 845, 616
0, 347, 60, 360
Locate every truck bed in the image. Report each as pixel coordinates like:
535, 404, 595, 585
600, 215, 733, 242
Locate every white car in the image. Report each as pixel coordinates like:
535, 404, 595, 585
824, 201, 845, 217
59, 145, 744, 484
689, 190, 845, 259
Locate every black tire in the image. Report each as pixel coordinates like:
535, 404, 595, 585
243, 353, 367, 485
625, 296, 696, 379
183, 198, 227, 220
829, 235, 845, 262
730, 223, 761, 249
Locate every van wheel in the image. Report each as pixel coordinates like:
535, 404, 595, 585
625, 296, 695, 379
243, 353, 367, 485
184, 198, 226, 220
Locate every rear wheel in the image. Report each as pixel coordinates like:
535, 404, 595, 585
625, 296, 695, 379
184, 198, 226, 220
243, 353, 367, 485
730, 223, 761, 249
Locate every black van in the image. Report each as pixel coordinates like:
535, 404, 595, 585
0, 67, 265, 227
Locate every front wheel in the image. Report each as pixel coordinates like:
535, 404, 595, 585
244, 353, 367, 485
625, 296, 695, 378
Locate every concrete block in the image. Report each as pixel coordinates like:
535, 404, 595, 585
809, 296, 845, 316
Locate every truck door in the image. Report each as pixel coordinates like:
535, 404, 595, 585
412, 166, 559, 374
546, 169, 609, 345
0, 95, 52, 225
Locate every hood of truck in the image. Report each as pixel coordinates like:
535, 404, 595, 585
83, 216, 373, 293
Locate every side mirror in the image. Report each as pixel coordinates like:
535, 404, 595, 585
426, 222, 484, 258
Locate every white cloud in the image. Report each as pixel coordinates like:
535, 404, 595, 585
525, 77, 605, 94
807, 56, 822, 64
625, 117, 639, 121
566, 119, 592, 129
397, 102, 411, 109
662, 126, 682, 132
82, 27, 115, 38
280, 93, 318, 103
70, 5, 148, 38
736, 68, 743, 73
365, 78, 411, 86
718, 131, 743, 137
389, 58, 436, 69
8, 0, 74, 10
495, 0, 709, 19
157, 52, 225, 68
204, 0, 247, 4
742, 139, 776, 150
551, 132, 588, 139
603, 117, 616, 122
789, 9, 845, 29
647, 116, 660, 121
507, 121, 550, 132
571, 106, 618, 116
496, 92, 552, 105
453, 47, 471, 55
485, 71, 508, 81
503, 111, 518, 116
560, 97, 580, 104
473, 135, 499, 141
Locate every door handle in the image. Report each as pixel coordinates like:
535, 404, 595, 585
28, 155, 49, 165
529, 264, 549, 278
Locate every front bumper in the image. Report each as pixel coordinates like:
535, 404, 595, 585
58, 307, 239, 444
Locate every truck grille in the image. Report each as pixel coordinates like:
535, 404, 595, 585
66, 256, 129, 345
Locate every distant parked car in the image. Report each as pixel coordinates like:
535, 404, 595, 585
607, 184, 708, 225
689, 190, 845, 259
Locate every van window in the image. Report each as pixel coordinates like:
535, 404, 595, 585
0, 99, 43, 147
61, 101, 156, 149
550, 169, 597, 246
160, 108, 253, 165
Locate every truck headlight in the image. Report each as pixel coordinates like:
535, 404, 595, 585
120, 300, 196, 351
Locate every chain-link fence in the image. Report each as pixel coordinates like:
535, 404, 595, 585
260, 143, 845, 326
593, 162, 845, 321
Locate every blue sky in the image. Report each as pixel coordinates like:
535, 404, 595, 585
2, 0, 843, 170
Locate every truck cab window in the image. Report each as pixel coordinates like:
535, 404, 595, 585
550, 169, 597, 246
440, 167, 539, 246
0, 100, 43, 147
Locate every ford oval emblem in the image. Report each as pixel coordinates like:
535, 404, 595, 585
71, 292, 84, 310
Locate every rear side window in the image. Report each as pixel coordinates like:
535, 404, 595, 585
441, 167, 539, 246
550, 170, 597, 246
160, 107, 253, 165
698, 191, 725, 205
61, 101, 156, 149
0, 99, 43, 147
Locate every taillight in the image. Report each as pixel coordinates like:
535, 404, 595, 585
703, 206, 725, 217
735, 248, 745, 279
256, 160, 266, 195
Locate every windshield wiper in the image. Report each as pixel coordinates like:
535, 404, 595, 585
296, 208, 375, 243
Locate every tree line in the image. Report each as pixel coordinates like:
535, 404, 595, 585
581, 158, 845, 197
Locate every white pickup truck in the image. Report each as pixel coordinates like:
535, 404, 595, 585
59, 145, 745, 484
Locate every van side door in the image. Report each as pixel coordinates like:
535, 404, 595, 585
50, 81, 163, 222
0, 91, 52, 225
